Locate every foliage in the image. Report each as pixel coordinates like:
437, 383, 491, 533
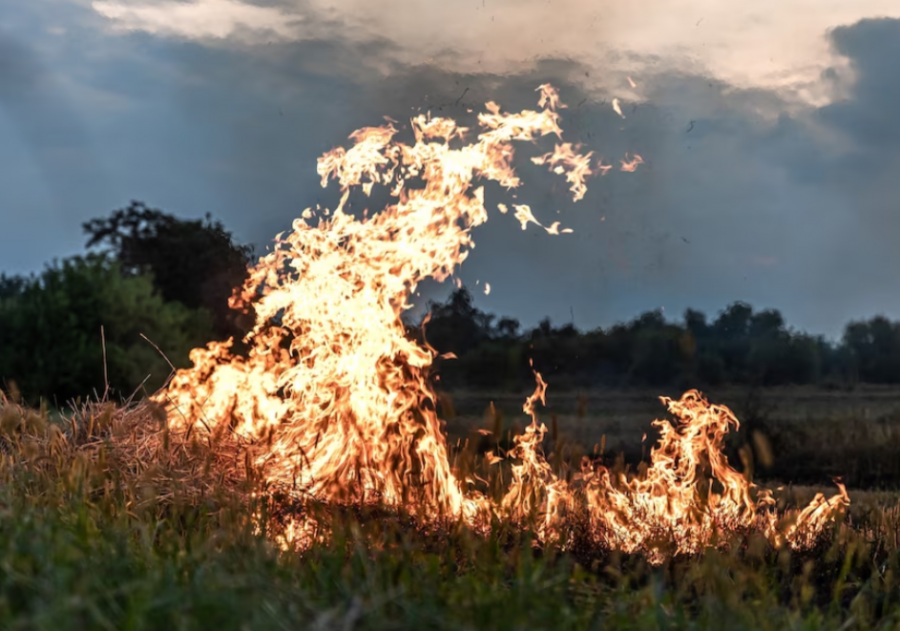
0, 254, 210, 405
0, 274, 26, 300
83, 201, 254, 341
423, 288, 896, 391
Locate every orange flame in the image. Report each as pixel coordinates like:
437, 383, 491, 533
156, 85, 847, 562
620, 153, 644, 172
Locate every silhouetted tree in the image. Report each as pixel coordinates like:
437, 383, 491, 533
0, 274, 25, 300
714, 302, 754, 340
843, 316, 900, 383
424, 287, 496, 356
623, 310, 690, 386
410, 295, 892, 391
749, 309, 785, 338
496, 316, 521, 339
684, 308, 708, 339
83, 201, 254, 341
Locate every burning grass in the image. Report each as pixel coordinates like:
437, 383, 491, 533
0, 392, 899, 629
148, 84, 847, 561
0, 84, 876, 628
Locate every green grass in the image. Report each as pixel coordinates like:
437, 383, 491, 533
3, 392, 900, 629
4, 485, 900, 631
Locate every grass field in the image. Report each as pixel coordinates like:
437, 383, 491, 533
440, 385, 900, 490
2, 387, 900, 630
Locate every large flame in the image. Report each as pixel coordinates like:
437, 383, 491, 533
157, 85, 848, 561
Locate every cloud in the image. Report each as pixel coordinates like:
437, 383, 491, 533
92, 0, 300, 41
4, 0, 900, 339
823, 19, 900, 148
90, 0, 900, 101
185, 16, 900, 338
744, 18, 900, 332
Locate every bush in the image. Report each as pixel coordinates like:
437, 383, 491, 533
0, 254, 210, 405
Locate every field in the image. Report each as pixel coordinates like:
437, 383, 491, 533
441, 385, 900, 489
2, 387, 900, 630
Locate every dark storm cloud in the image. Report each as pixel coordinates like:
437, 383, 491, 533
822, 20, 900, 150
745, 18, 900, 333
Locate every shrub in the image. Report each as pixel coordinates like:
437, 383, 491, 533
0, 254, 210, 405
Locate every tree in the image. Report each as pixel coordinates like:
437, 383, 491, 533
83, 201, 254, 341
0, 254, 210, 405
0, 274, 25, 300
496, 316, 521, 339
749, 309, 785, 339
713, 302, 754, 340
684, 308, 708, 338
625, 314, 690, 387
424, 287, 496, 356
842, 316, 900, 383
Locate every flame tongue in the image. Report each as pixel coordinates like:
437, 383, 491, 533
157, 84, 847, 561
162, 85, 581, 519
584, 392, 770, 557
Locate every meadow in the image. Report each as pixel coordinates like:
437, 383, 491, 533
2, 386, 900, 630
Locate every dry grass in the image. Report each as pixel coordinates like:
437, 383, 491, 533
3, 387, 900, 629
0, 388, 252, 513
441, 386, 900, 489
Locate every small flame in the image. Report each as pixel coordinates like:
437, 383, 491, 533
536, 84, 567, 111
620, 154, 644, 172
531, 142, 595, 201
513, 204, 540, 231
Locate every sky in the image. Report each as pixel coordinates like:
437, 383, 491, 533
2, 0, 900, 340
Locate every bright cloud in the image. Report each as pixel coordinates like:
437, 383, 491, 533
91, 0, 300, 40
90, 0, 900, 103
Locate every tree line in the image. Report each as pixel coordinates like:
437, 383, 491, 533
1, 202, 899, 405
419, 287, 895, 391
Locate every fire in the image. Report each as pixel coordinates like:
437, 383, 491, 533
156, 84, 847, 562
